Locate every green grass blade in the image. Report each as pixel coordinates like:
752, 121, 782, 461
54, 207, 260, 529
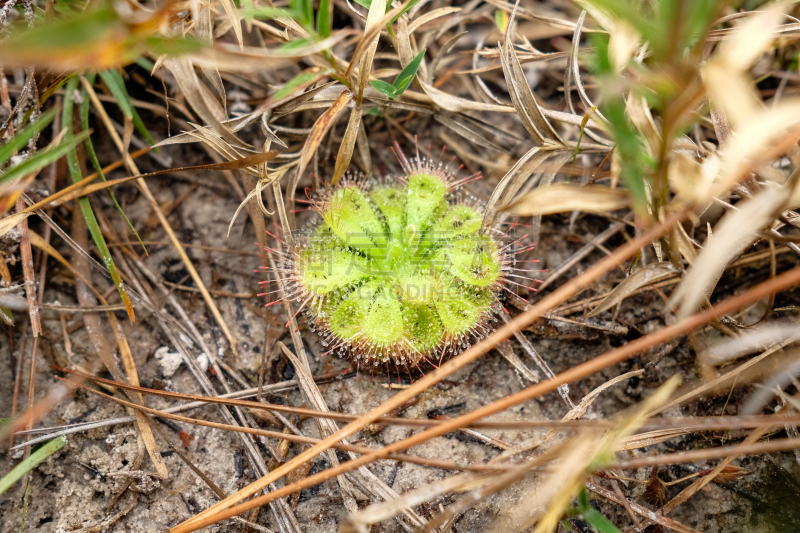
289, 0, 313, 24
243, 0, 254, 23
251, 7, 302, 20
302, 0, 313, 26
0, 436, 66, 496
317, 0, 331, 38
578, 487, 590, 510
392, 49, 425, 95
77, 195, 134, 322
103, 69, 157, 148
63, 77, 135, 323
98, 70, 132, 119
271, 68, 331, 103
389, 0, 421, 25
129, 104, 156, 147
0, 131, 90, 185
590, 33, 648, 213
135, 57, 154, 71
582, 509, 622, 533
278, 38, 313, 51
0, 107, 58, 167
79, 85, 147, 254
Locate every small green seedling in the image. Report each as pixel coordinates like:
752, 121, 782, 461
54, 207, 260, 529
0, 436, 66, 497
562, 488, 622, 533
271, 148, 511, 367
370, 49, 426, 100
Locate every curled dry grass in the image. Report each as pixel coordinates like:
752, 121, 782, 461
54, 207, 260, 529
3, 0, 800, 531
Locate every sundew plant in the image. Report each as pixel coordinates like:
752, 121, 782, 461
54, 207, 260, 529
266, 148, 516, 369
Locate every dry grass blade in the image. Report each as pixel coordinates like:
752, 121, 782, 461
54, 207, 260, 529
650, 335, 800, 420
344, 472, 488, 533
486, 0, 586, 32
332, 106, 362, 185
494, 339, 538, 382
574, 0, 639, 73
670, 187, 787, 318
406, 7, 461, 34
5, 147, 151, 219
561, 369, 644, 423
702, 8, 800, 199
7, 156, 264, 218
668, 151, 715, 204
428, 31, 466, 84
0, 210, 33, 237
196, 5, 227, 109
626, 92, 660, 155
501, 2, 563, 146
502, 182, 629, 215
616, 428, 691, 451
434, 113, 506, 152
484, 146, 548, 220
489, 369, 644, 469
586, 482, 699, 533
27, 230, 96, 294
528, 150, 575, 242
218, 0, 243, 49
704, 324, 800, 364
227, 70, 332, 133
532, 378, 680, 532
192, 35, 351, 69
714, 102, 800, 199
293, 89, 352, 192
565, 11, 598, 122
15, 198, 40, 336
272, 80, 338, 117
163, 59, 245, 148
45, 151, 278, 212
403, 84, 603, 129
363, 95, 434, 114
345, 0, 412, 81
356, 0, 387, 94
564, 43, 610, 148
588, 262, 678, 317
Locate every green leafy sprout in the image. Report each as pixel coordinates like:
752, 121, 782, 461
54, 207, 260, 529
562, 488, 622, 533
370, 49, 426, 100
272, 152, 509, 367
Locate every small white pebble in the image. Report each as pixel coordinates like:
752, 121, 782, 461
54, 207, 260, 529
154, 346, 183, 378
196, 353, 209, 373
